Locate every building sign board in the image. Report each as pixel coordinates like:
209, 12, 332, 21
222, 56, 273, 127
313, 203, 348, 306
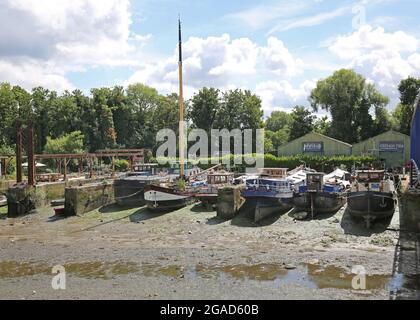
303, 142, 324, 153
379, 141, 404, 152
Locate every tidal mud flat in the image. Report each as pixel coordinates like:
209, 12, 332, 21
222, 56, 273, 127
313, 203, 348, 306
0, 202, 417, 300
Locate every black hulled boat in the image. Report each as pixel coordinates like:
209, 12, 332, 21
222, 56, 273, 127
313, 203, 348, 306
347, 170, 397, 228
293, 171, 349, 218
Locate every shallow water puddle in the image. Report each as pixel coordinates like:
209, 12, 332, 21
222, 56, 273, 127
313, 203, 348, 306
0, 261, 50, 278
194, 263, 393, 290
64, 261, 139, 280
141, 264, 185, 278
195, 263, 287, 281
0, 261, 139, 280
305, 264, 391, 290
0, 260, 416, 293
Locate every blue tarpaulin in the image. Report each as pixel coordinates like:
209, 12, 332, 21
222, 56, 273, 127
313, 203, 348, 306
412, 98, 420, 165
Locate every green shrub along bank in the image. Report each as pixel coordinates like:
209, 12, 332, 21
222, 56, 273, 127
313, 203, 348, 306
154, 154, 377, 173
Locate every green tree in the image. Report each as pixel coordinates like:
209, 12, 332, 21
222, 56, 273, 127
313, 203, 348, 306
213, 89, 264, 154
0, 83, 18, 146
125, 84, 161, 149
264, 111, 292, 151
90, 88, 117, 151
44, 131, 85, 154
108, 86, 129, 148
32, 87, 58, 153
264, 133, 275, 153
72, 89, 94, 152
49, 91, 84, 139
265, 111, 292, 132
309, 69, 389, 143
394, 77, 420, 135
215, 89, 264, 130
265, 129, 289, 151
288, 106, 315, 141
313, 116, 331, 136
190, 87, 220, 132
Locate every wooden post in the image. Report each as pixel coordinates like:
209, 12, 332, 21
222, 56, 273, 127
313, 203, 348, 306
27, 124, 35, 186
63, 157, 67, 181
59, 159, 62, 179
89, 158, 94, 179
0, 158, 5, 177
79, 157, 83, 176
16, 123, 23, 183
111, 156, 116, 179
129, 156, 133, 171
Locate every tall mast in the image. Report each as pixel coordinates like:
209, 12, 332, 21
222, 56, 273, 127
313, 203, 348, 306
178, 17, 185, 178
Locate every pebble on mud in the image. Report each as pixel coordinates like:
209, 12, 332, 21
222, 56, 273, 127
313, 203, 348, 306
294, 212, 308, 220
285, 264, 296, 270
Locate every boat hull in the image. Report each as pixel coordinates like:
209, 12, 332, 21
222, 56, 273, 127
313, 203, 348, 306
293, 192, 346, 215
347, 191, 396, 222
144, 185, 195, 211
255, 198, 293, 223
243, 196, 293, 223
114, 179, 148, 207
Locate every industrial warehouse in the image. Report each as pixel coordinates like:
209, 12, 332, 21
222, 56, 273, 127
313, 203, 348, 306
279, 130, 411, 169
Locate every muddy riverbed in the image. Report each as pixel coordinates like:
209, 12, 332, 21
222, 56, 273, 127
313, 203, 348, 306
0, 202, 415, 300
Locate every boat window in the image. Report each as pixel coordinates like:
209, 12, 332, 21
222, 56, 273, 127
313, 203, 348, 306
358, 173, 369, 181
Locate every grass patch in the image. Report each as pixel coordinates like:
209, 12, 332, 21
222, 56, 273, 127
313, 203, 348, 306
0, 206, 7, 216
370, 234, 396, 247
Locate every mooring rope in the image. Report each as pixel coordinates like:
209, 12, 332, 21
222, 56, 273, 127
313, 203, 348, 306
113, 189, 145, 200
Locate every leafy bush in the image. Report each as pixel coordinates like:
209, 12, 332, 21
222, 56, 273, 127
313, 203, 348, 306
44, 131, 85, 154
114, 159, 129, 172
42, 131, 85, 171
148, 152, 379, 174
156, 154, 377, 172
0, 146, 16, 175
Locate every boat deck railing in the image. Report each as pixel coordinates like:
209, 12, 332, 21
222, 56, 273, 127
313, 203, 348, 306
410, 159, 420, 190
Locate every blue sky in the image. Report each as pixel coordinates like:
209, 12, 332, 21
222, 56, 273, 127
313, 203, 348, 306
1, 0, 420, 116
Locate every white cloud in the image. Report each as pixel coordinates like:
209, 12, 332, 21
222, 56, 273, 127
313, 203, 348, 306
125, 34, 305, 115
327, 25, 420, 103
329, 25, 417, 60
261, 37, 304, 77
0, 59, 73, 92
268, 6, 350, 35
0, 0, 144, 91
255, 80, 316, 114
225, 1, 307, 30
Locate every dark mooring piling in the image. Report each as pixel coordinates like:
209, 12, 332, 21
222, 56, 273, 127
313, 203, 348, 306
217, 186, 245, 220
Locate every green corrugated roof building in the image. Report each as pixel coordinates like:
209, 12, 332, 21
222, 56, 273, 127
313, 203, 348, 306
278, 132, 352, 157
352, 130, 410, 168
277, 130, 410, 169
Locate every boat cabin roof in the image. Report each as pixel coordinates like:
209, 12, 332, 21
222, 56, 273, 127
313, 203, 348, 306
307, 172, 325, 177
259, 168, 288, 178
355, 170, 385, 182
306, 172, 325, 183
207, 171, 234, 184
169, 161, 195, 169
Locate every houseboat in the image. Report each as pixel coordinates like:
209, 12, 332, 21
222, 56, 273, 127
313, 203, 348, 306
192, 170, 235, 209
114, 164, 171, 207
241, 168, 294, 223
347, 170, 397, 228
143, 162, 201, 211
293, 170, 349, 218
